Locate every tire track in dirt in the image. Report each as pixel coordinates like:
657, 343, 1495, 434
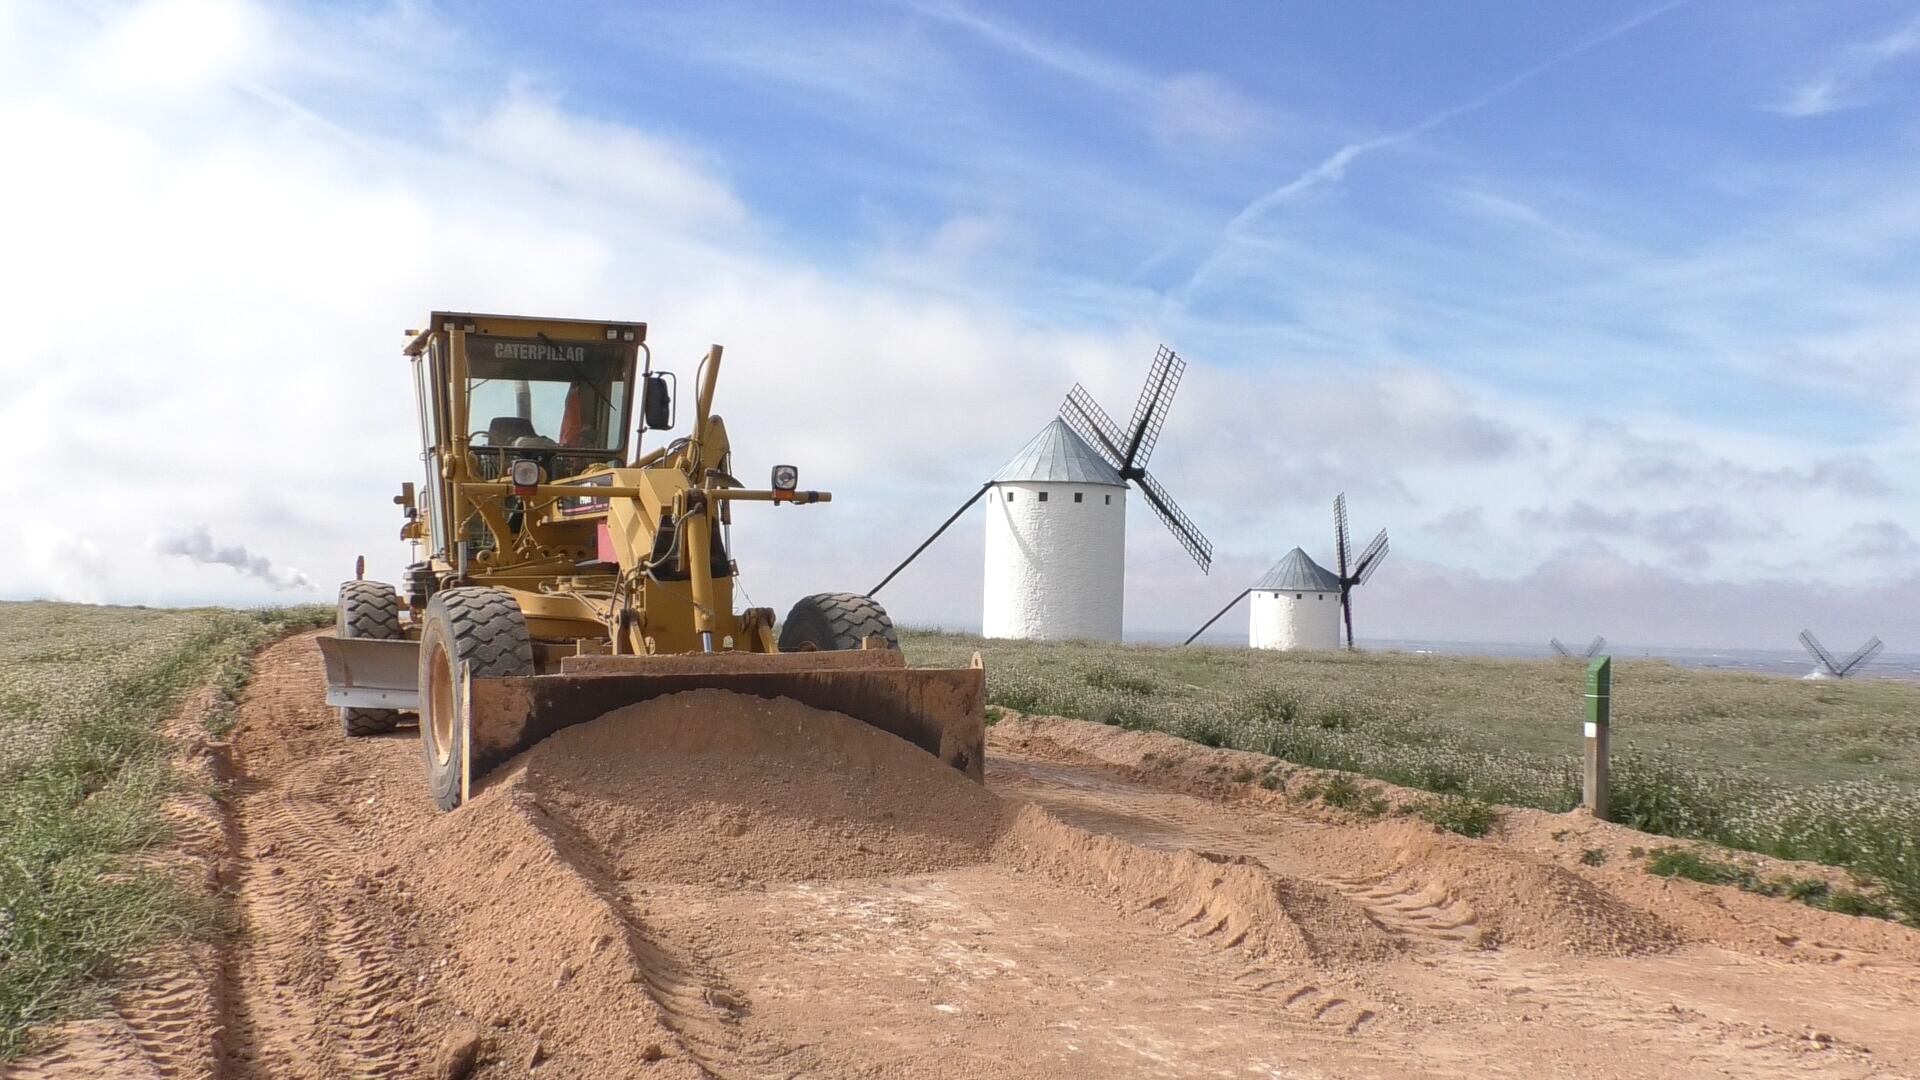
223, 785, 414, 1078
1323, 873, 1487, 947
991, 724, 1915, 1077
514, 805, 812, 1080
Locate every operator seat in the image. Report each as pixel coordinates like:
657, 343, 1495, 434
485, 416, 537, 446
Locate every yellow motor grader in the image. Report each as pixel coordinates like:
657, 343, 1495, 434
316, 312, 983, 810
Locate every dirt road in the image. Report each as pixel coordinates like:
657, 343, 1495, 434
14, 632, 1920, 1079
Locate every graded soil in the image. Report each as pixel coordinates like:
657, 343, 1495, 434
11, 632, 1920, 1079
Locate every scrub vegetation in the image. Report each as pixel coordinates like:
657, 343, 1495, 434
903, 631, 1920, 923
0, 601, 329, 1059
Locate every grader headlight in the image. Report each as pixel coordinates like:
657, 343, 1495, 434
771, 465, 798, 492
510, 459, 541, 494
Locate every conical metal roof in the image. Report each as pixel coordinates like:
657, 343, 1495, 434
1254, 548, 1341, 592
990, 418, 1126, 486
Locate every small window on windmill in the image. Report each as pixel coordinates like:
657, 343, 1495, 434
1073, 492, 1083, 503
1104, 494, 1111, 505
1296, 593, 1303, 600
1038, 491, 1048, 502
1005, 491, 1014, 502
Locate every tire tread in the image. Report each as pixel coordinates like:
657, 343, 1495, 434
337, 581, 404, 736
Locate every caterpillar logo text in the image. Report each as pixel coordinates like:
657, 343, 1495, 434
493, 341, 586, 362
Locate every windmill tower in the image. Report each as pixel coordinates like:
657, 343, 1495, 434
869, 345, 1212, 642
1798, 630, 1883, 680
1248, 548, 1342, 650
981, 419, 1130, 639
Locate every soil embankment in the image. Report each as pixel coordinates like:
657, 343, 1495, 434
12, 632, 1920, 1078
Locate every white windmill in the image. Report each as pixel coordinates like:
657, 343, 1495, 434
1184, 493, 1389, 652
871, 346, 1213, 641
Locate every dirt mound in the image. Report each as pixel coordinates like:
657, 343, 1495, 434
386, 687, 1022, 1078
403, 791, 704, 1079
996, 804, 1400, 968
501, 690, 1009, 884
1333, 818, 1682, 956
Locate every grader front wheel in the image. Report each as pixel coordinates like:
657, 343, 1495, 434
337, 581, 404, 736
417, 588, 533, 811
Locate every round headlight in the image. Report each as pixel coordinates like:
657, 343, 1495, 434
771, 464, 799, 491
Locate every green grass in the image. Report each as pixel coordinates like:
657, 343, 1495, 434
1411, 795, 1499, 837
903, 630, 1920, 923
0, 601, 329, 1060
1644, 847, 1895, 919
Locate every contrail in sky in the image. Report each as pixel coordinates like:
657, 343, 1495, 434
1180, 0, 1692, 299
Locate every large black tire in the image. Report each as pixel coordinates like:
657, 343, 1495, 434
337, 581, 404, 737
417, 588, 533, 811
777, 592, 899, 652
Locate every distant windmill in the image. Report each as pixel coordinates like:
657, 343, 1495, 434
1332, 493, 1388, 650
1550, 636, 1608, 661
1798, 630, 1883, 680
871, 345, 1211, 641
1181, 492, 1387, 651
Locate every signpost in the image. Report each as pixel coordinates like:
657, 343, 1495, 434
1584, 655, 1611, 820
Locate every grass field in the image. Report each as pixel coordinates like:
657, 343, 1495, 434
0, 601, 329, 1059
902, 631, 1920, 923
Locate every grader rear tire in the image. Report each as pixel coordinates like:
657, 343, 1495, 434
777, 592, 899, 652
417, 588, 533, 811
337, 580, 404, 737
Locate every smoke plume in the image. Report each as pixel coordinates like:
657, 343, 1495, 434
154, 527, 316, 592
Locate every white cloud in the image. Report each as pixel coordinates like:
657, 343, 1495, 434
1773, 13, 1920, 118
3, 0, 1917, 652
455, 95, 748, 226
913, 0, 1273, 147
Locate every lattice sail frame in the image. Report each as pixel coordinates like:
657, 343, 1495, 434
1799, 629, 1842, 675
1057, 345, 1212, 574
1123, 346, 1184, 469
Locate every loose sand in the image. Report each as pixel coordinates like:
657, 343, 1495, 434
11, 632, 1920, 1079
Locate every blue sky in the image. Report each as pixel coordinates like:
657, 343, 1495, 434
4, 0, 1919, 648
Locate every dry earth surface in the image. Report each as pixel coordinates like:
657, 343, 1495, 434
10, 631, 1920, 1078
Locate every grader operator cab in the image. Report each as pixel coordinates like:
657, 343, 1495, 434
316, 312, 984, 810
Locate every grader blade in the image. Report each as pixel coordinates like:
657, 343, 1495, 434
315, 634, 421, 711
457, 650, 986, 804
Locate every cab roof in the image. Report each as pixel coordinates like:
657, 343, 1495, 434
404, 312, 646, 356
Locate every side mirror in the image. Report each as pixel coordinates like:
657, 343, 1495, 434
642, 374, 674, 431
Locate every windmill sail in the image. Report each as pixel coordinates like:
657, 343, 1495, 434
1061, 385, 1128, 469
1838, 636, 1884, 677
1333, 493, 1355, 649
1057, 347, 1212, 574
1137, 471, 1212, 571
1354, 529, 1389, 583
1123, 346, 1184, 468
1799, 629, 1841, 676
1585, 636, 1607, 660
1331, 494, 1389, 651
1333, 494, 1351, 582
1550, 638, 1572, 659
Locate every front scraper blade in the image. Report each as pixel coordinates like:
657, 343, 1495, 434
460, 650, 985, 803
315, 633, 421, 711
